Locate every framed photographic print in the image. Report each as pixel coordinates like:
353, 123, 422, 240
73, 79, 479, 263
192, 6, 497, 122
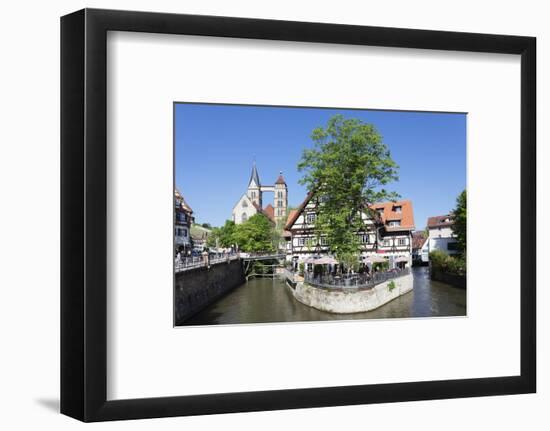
61, 8, 536, 422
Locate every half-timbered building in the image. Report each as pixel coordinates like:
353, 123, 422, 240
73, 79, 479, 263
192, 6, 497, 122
284, 193, 415, 266
174, 188, 194, 254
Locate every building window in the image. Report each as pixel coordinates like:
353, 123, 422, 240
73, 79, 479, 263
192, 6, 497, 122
183, 228, 188, 237
393, 205, 402, 213
389, 220, 401, 227
320, 237, 328, 246
242, 200, 248, 207
277, 191, 283, 198
383, 239, 390, 247
306, 213, 316, 224
297, 238, 305, 246
398, 238, 406, 246
251, 191, 256, 199
305, 238, 316, 247
241, 213, 248, 223
361, 234, 370, 244
447, 242, 458, 251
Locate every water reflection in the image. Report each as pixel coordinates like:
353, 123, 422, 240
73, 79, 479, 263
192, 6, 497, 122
182, 266, 466, 326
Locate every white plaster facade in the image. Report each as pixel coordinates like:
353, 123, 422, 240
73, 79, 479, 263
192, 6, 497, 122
427, 221, 459, 255
232, 193, 259, 224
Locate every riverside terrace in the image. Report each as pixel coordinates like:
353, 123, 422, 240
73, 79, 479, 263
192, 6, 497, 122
285, 267, 411, 291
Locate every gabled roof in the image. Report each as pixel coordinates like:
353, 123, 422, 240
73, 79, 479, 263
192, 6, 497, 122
412, 231, 428, 249
251, 202, 275, 225
370, 200, 415, 231
231, 193, 254, 213
175, 188, 193, 213
248, 162, 261, 188
285, 192, 415, 231
427, 214, 454, 228
284, 191, 315, 230
263, 204, 275, 221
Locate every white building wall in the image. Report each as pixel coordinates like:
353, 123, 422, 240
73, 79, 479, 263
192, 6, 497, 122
232, 194, 258, 224
428, 226, 459, 255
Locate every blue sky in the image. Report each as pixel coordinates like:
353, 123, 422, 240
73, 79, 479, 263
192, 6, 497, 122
175, 103, 466, 230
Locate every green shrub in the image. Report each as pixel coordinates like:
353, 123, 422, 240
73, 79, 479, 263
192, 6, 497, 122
430, 250, 466, 276
388, 280, 396, 292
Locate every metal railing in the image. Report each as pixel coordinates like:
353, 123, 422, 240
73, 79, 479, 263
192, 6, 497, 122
302, 267, 410, 290
175, 252, 239, 273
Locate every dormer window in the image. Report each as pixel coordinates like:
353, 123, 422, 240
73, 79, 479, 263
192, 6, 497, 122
393, 205, 402, 213
389, 220, 401, 227
306, 213, 316, 224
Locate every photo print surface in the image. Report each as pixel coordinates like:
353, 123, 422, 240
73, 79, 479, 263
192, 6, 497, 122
173, 103, 467, 327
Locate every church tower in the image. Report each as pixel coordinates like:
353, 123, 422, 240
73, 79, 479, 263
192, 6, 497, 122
273, 172, 288, 226
247, 162, 262, 208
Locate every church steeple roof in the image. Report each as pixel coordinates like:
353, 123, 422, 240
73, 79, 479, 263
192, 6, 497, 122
248, 162, 261, 188
275, 171, 286, 185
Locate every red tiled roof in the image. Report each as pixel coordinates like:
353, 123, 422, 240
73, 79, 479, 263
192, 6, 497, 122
252, 202, 275, 224
427, 214, 454, 228
284, 191, 315, 230
263, 204, 275, 221
369, 200, 415, 230
412, 231, 427, 249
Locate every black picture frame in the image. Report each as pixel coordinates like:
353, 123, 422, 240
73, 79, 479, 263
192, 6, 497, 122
61, 8, 536, 422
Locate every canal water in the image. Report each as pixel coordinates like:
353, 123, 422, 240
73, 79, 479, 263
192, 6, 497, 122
183, 266, 466, 326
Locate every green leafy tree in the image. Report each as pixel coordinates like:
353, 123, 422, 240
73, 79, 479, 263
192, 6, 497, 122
297, 114, 399, 263
207, 220, 236, 248
451, 190, 467, 255
233, 214, 275, 252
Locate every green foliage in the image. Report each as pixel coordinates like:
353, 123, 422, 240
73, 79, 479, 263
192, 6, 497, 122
388, 280, 396, 292
298, 262, 305, 276
373, 261, 389, 272
339, 251, 360, 275
201, 222, 212, 229
451, 190, 467, 255
232, 214, 275, 252
297, 115, 399, 263
430, 250, 466, 276
207, 220, 236, 248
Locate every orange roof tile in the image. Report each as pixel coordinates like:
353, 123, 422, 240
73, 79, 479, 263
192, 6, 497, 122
369, 200, 415, 230
263, 204, 275, 221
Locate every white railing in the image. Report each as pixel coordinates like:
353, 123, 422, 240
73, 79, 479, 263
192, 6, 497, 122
175, 252, 239, 273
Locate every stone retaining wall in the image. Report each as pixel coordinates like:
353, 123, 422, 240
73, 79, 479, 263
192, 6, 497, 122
174, 260, 245, 325
289, 273, 414, 314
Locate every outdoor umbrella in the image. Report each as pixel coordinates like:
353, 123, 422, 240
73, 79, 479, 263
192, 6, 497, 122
316, 256, 338, 265
364, 255, 387, 263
